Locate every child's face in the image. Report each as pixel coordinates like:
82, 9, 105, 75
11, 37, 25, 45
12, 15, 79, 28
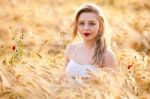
77, 12, 100, 41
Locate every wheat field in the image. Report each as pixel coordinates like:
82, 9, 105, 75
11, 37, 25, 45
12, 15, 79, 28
0, 0, 150, 99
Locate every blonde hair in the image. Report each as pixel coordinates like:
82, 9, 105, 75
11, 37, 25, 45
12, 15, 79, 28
72, 3, 107, 67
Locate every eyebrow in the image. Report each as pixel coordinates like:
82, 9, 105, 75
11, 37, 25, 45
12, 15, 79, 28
78, 20, 96, 22
88, 21, 95, 23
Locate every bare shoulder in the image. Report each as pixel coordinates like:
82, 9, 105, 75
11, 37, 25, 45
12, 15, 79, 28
104, 49, 116, 58
103, 49, 117, 67
64, 43, 79, 59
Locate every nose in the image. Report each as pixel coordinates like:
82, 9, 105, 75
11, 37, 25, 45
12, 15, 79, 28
84, 24, 90, 30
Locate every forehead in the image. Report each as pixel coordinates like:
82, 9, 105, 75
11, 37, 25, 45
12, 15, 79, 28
78, 12, 99, 21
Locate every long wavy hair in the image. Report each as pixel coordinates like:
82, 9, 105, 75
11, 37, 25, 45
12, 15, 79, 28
72, 3, 107, 67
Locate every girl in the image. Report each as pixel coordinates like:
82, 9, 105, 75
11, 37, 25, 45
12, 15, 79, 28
64, 3, 117, 77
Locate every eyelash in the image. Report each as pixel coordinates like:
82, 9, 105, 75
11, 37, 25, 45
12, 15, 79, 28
78, 23, 95, 26
89, 23, 95, 26
79, 23, 84, 25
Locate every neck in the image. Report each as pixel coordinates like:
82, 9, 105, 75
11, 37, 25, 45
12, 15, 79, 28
82, 40, 96, 50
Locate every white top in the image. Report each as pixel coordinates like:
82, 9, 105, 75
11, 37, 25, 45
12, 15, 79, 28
65, 44, 99, 77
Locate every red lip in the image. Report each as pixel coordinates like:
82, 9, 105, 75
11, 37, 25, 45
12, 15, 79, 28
83, 32, 90, 37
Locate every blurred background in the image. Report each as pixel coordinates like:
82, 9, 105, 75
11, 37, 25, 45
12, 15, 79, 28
0, 0, 150, 99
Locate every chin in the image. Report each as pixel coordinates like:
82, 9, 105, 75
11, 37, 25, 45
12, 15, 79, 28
83, 37, 93, 41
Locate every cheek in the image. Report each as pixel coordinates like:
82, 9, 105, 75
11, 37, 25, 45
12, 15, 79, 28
77, 25, 83, 32
93, 26, 99, 33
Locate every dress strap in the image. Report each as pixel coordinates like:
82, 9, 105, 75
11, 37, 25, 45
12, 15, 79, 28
71, 44, 79, 59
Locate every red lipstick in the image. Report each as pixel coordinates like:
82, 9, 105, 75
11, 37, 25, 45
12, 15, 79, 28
83, 32, 90, 37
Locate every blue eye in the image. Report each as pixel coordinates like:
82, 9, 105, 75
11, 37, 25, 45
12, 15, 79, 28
89, 23, 95, 26
79, 22, 84, 25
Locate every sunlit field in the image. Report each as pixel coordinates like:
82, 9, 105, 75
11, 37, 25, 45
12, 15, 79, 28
0, 0, 150, 99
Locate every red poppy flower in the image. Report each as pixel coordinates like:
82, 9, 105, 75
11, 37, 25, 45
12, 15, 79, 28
127, 64, 133, 69
12, 45, 16, 50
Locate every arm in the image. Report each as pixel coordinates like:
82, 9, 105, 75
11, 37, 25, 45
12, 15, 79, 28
63, 44, 73, 70
64, 55, 69, 71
